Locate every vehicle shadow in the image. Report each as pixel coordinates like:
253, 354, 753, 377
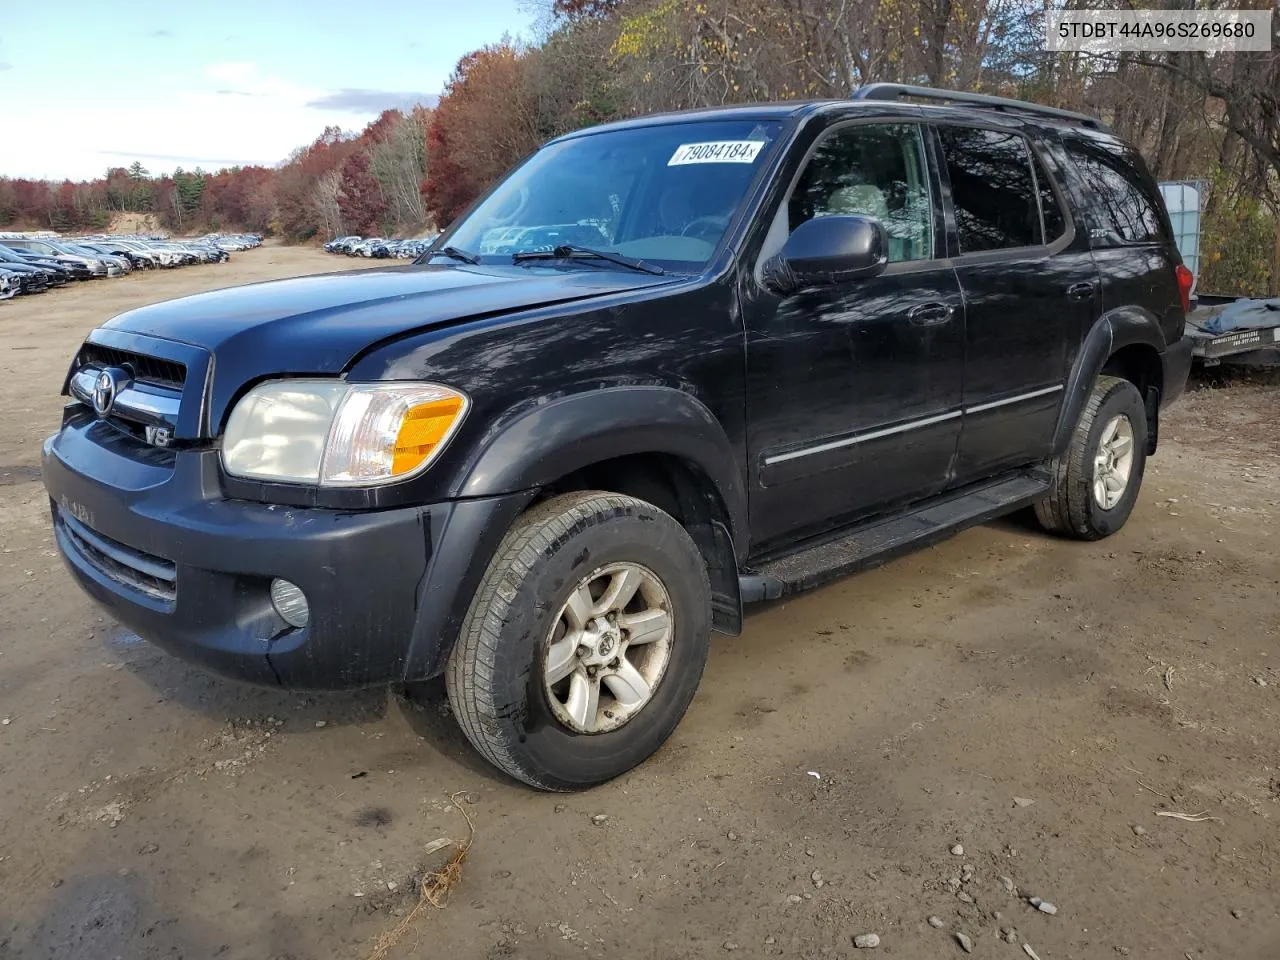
108, 629, 387, 730
395, 677, 516, 784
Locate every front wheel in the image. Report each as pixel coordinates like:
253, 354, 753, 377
1034, 375, 1148, 540
445, 491, 711, 791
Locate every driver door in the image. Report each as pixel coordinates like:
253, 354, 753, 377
743, 120, 966, 549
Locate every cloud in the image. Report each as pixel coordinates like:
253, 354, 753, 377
306, 88, 439, 114
215, 89, 260, 97
149, 29, 175, 38
0, 62, 11, 71
205, 61, 259, 85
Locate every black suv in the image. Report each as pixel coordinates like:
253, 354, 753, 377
42, 85, 1193, 790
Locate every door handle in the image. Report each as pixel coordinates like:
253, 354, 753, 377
908, 302, 955, 326
1066, 281, 1095, 301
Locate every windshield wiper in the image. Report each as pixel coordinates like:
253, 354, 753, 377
511, 243, 664, 276
428, 245, 479, 265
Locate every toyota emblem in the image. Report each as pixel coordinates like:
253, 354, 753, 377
92, 368, 119, 418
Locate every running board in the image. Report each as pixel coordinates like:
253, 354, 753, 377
740, 470, 1051, 598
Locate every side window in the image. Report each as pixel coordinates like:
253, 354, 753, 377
1030, 148, 1067, 243
788, 123, 933, 262
938, 126, 1042, 253
1062, 136, 1167, 245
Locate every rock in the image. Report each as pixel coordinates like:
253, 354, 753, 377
955, 932, 974, 953
1231, 908, 1242, 919
946, 876, 963, 893
554, 804, 566, 814
386, 881, 397, 892
927, 916, 945, 929
137, 842, 159, 856
723, 940, 739, 951
1002, 928, 1019, 944
1131, 825, 1146, 836
811, 869, 824, 888
853, 933, 881, 949
591, 814, 609, 825
950, 844, 965, 857
764, 936, 777, 945
1012, 796, 1035, 807
1254, 677, 1268, 687
727, 830, 739, 841
960, 864, 975, 883
1029, 897, 1058, 915
314, 720, 327, 728
998, 875, 1015, 893
803, 892, 813, 900
957, 891, 974, 904
787, 894, 803, 904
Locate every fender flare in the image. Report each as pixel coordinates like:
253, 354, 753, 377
449, 385, 748, 546
1052, 308, 1165, 456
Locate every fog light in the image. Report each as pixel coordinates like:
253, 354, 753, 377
270, 578, 310, 629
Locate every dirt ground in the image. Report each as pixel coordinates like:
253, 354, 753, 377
1, 246, 1277, 960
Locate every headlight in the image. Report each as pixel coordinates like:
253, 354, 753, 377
221, 380, 468, 486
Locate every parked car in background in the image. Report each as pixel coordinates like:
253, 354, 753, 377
64, 243, 132, 274
78, 241, 154, 271
0, 238, 115, 277
0, 269, 17, 301
0, 245, 70, 286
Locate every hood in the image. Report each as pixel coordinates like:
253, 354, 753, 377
101, 264, 678, 429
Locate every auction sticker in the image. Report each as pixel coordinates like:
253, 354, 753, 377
668, 141, 765, 166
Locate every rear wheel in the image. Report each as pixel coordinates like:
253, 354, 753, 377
1034, 375, 1148, 540
445, 491, 711, 790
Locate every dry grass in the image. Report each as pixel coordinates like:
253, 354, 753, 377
364, 792, 477, 960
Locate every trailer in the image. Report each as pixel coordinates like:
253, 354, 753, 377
1157, 179, 1280, 368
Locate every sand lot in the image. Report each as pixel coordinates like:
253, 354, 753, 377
1, 245, 1277, 960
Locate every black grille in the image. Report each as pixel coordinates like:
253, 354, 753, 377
56, 510, 177, 603
80, 344, 186, 390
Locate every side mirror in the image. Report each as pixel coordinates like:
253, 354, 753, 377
762, 215, 888, 294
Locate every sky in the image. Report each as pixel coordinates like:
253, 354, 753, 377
0, 0, 541, 181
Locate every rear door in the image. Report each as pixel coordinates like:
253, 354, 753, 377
1057, 131, 1185, 347
932, 121, 1102, 481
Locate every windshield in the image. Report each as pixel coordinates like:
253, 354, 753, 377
442, 119, 782, 271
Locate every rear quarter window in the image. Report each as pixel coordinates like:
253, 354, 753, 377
1063, 135, 1169, 246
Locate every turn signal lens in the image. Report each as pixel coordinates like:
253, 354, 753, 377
392, 396, 466, 475
320, 383, 469, 486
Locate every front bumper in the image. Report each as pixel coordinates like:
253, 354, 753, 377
1161, 334, 1194, 407
42, 417, 529, 688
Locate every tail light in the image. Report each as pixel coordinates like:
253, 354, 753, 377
1174, 264, 1194, 314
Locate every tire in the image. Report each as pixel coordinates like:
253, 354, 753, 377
445, 491, 712, 791
1034, 375, 1148, 540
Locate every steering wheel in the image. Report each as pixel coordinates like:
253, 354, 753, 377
680, 216, 729, 242
490, 184, 531, 226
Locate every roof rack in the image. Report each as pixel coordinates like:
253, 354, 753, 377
851, 83, 1109, 132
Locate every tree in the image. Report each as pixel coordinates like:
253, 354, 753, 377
337, 151, 387, 235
